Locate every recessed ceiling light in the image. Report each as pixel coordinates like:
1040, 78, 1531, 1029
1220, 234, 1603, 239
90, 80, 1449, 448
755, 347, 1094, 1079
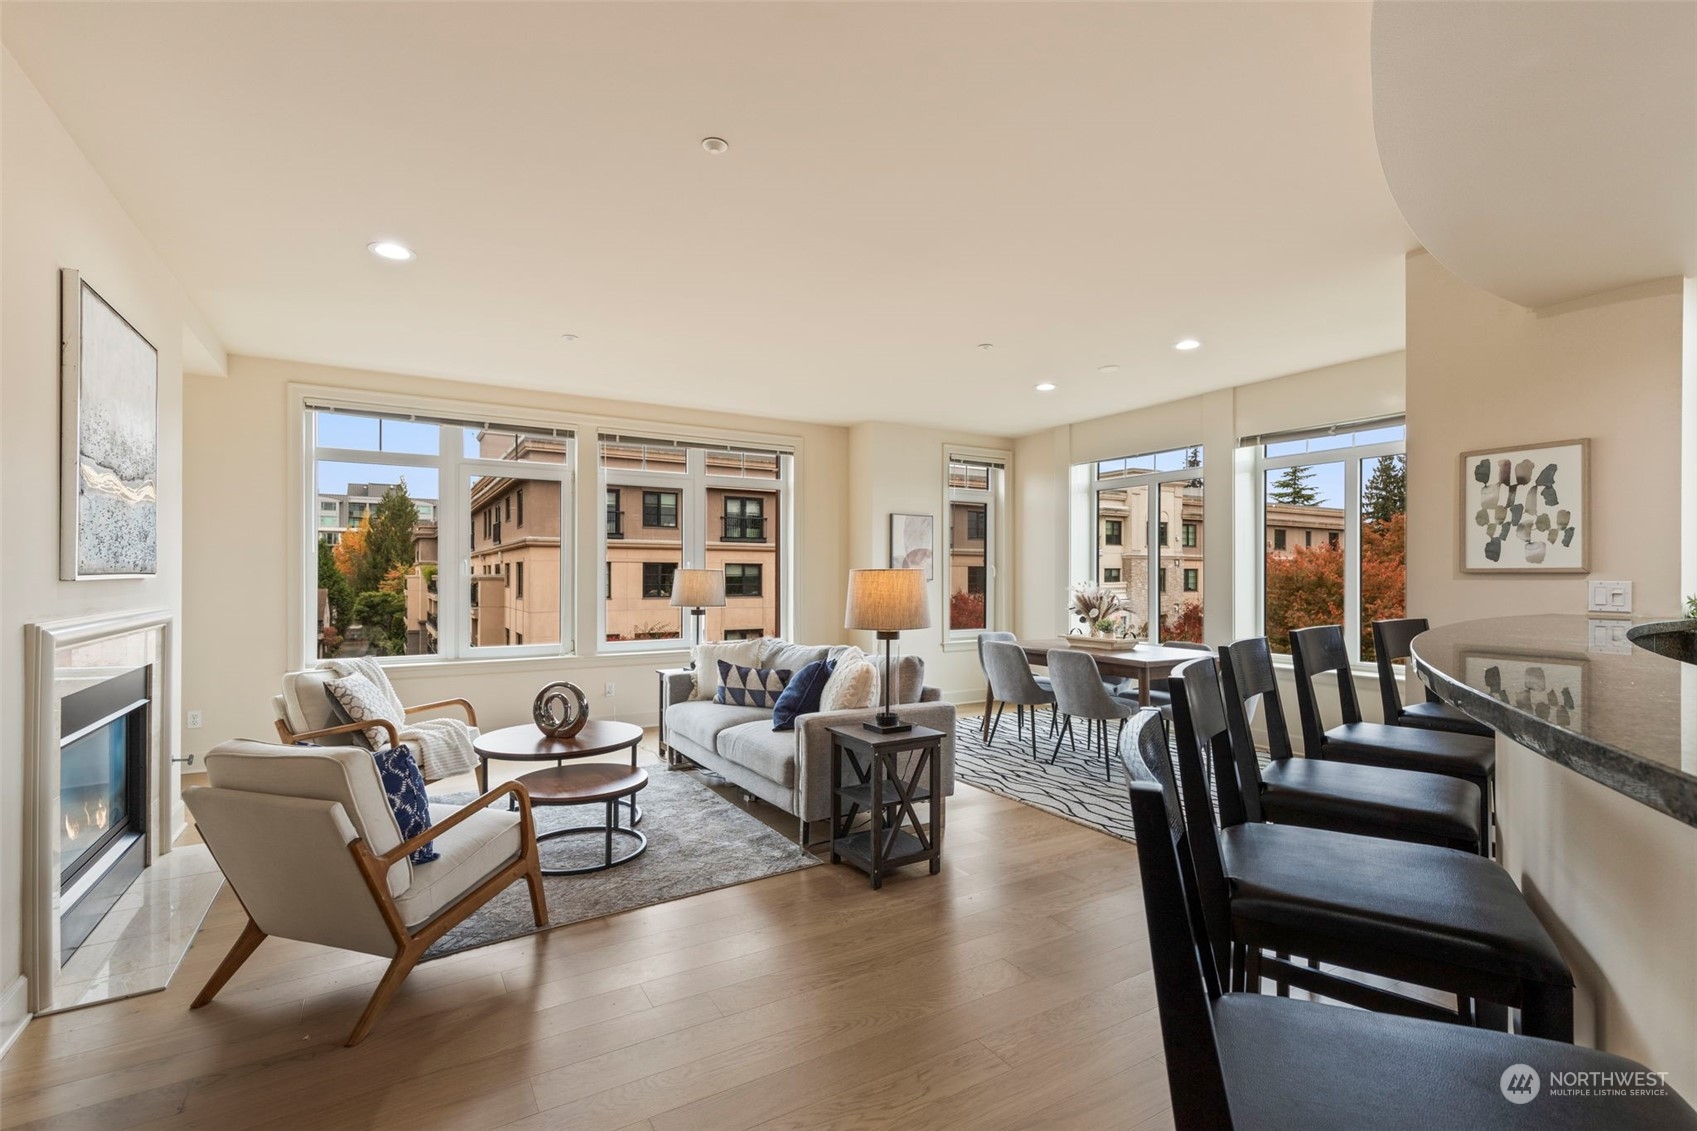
701, 137, 729, 154
560, 333, 578, 342
1035, 382, 1057, 392
367, 240, 415, 261
1174, 338, 1202, 351
977, 343, 995, 351
1098, 364, 1120, 373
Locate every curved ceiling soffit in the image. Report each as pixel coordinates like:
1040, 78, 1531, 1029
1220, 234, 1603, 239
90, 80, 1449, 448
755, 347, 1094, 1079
1371, 1, 1697, 310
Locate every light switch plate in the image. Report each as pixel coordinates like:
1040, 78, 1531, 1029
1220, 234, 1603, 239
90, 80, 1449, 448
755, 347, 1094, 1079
1587, 619, 1634, 655
1586, 580, 1632, 613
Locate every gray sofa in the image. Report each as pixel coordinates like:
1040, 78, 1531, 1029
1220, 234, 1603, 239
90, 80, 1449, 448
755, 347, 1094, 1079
662, 640, 956, 842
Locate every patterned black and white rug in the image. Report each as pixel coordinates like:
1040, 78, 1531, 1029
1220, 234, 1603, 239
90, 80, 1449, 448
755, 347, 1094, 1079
954, 713, 1142, 842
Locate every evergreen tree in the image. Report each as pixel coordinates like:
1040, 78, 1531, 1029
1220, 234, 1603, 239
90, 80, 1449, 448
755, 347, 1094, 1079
1269, 464, 1321, 507
1362, 455, 1407, 525
317, 538, 354, 630
356, 481, 419, 595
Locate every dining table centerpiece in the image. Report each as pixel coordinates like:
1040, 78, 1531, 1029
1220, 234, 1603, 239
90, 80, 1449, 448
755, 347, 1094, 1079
1067, 582, 1137, 648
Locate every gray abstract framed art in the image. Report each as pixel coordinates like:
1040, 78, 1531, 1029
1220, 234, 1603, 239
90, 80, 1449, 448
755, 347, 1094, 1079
1460, 438, 1588, 574
60, 269, 159, 579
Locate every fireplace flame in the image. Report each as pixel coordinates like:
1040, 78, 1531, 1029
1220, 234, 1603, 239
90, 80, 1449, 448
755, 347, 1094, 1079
63, 797, 111, 844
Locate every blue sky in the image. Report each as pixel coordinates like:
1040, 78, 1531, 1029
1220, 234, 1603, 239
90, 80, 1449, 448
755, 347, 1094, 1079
315, 414, 442, 498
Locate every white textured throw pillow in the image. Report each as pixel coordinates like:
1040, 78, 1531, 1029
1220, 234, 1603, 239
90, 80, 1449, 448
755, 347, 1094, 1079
691, 639, 765, 700
324, 672, 403, 749
820, 654, 878, 712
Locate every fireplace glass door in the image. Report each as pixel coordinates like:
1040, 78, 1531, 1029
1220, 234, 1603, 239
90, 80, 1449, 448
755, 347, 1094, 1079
60, 711, 135, 886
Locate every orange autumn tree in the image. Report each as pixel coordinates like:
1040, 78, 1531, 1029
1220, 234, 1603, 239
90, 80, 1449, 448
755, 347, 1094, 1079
332, 517, 370, 585
1263, 511, 1406, 657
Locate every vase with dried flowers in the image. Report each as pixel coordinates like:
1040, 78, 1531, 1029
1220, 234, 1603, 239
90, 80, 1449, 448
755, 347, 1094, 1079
1068, 582, 1134, 643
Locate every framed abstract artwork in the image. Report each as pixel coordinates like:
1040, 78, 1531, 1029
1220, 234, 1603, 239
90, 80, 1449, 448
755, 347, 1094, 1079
1460, 439, 1588, 574
61, 269, 159, 579
889, 513, 934, 580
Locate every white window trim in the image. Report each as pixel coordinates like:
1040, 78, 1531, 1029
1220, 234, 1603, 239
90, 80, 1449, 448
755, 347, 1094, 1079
941, 445, 1012, 649
1084, 447, 1204, 645
1253, 431, 1405, 666
289, 383, 803, 670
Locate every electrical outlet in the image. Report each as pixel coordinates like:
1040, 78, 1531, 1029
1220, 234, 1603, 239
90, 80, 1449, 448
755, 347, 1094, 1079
604, 682, 616, 697
187, 710, 204, 729
1588, 619, 1634, 655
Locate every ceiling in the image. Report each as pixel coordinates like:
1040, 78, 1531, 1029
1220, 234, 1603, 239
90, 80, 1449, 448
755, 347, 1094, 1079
2, 2, 1415, 435
1373, 1, 1697, 310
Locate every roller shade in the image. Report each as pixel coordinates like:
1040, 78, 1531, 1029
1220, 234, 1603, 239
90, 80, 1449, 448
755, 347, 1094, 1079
1241, 414, 1404, 450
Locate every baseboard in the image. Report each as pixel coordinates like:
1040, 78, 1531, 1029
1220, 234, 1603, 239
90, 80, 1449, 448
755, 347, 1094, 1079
0, 975, 30, 1060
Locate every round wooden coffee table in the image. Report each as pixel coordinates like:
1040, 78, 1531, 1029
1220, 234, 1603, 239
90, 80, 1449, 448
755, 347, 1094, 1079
516, 763, 649, 874
472, 720, 645, 824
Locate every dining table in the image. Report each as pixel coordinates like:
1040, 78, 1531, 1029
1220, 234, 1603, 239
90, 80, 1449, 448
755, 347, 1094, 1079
1012, 638, 1212, 708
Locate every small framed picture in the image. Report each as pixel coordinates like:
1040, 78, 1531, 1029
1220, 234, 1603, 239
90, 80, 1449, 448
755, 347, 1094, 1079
889, 513, 934, 580
1459, 439, 1588, 573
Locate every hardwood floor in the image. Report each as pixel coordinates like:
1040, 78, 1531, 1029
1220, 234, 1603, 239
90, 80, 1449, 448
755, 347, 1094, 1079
1, 730, 1171, 1131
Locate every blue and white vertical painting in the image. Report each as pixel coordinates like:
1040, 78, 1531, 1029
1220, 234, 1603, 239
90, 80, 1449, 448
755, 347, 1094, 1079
1460, 439, 1588, 574
61, 270, 158, 579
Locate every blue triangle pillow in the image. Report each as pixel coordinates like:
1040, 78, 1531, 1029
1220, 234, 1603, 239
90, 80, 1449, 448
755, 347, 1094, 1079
715, 660, 792, 710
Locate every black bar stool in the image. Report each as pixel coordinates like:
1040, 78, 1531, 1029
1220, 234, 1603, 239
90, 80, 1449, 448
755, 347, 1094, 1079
1290, 624, 1494, 854
1373, 617, 1494, 737
1119, 710, 1696, 1131
1163, 658, 1574, 1041
1218, 637, 1483, 854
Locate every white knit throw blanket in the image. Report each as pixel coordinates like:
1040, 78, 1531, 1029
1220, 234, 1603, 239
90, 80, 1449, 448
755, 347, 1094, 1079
326, 656, 477, 783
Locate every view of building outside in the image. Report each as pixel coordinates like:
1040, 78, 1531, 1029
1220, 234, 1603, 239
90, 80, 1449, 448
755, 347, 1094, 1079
947, 459, 990, 631
1261, 452, 1406, 657
602, 443, 782, 643
1094, 447, 1203, 642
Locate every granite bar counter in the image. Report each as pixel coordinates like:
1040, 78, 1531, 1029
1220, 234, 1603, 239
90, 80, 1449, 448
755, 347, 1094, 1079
1412, 614, 1697, 826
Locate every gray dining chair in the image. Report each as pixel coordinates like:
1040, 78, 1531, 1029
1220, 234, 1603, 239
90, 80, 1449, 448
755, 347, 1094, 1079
977, 632, 1052, 742
982, 640, 1058, 758
1047, 648, 1136, 781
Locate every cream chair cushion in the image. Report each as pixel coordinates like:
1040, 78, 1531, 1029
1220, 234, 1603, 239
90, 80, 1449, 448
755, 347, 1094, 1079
277, 668, 344, 737
204, 739, 414, 895
393, 804, 523, 928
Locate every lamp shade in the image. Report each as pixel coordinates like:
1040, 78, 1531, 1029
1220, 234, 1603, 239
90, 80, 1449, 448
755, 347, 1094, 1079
669, 568, 726, 608
844, 568, 930, 632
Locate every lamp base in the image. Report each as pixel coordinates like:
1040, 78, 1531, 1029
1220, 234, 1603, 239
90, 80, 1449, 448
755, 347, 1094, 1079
862, 713, 913, 734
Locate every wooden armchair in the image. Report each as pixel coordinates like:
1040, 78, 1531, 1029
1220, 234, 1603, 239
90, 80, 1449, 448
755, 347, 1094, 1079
184, 739, 545, 1045
272, 667, 479, 747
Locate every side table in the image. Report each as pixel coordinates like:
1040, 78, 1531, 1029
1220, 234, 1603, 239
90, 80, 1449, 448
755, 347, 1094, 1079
827, 724, 945, 890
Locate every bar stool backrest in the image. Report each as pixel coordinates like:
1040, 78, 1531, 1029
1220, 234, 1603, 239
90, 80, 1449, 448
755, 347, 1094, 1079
1121, 711, 1235, 1131
1216, 638, 1299, 824
1163, 659, 1240, 985
1371, 617, 1440, 722
1288, 624, 1362, 755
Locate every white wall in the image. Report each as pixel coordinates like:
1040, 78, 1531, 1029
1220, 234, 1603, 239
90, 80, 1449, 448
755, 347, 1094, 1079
1405, 250, 1695, 1089
181, 356, 853, 752
843, 422, 1013, 700
0, 49, 207, 1036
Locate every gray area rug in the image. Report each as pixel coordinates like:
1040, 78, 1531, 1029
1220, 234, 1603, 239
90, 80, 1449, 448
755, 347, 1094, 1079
423, 769, 820, 960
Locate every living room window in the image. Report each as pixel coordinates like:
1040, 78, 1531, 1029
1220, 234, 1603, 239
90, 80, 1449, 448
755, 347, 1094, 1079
1089, 445, 1204, 643
1253, 417, 1406, 660
944, 451, 1007, 637
305, 404, 573, 663
601, 435, 790, 649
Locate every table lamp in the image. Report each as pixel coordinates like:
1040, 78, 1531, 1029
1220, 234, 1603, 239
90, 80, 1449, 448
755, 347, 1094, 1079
844, 568, 930, 733
669, 568, 726, 655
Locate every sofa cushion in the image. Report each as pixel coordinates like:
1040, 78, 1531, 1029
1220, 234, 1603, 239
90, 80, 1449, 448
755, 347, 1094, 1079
666, 700, 774, 750
394, 804, 521, 928
718, 721, 798, 788
772, 658, 836, 731
690, 640, 765, 700
761, 640, 831, 676
891, 655, 926, 705
715, 661, 792, 709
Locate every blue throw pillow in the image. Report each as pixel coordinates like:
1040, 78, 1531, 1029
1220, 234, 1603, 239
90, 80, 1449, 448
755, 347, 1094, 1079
771, 658, 836, 731
370, 744, 438, 864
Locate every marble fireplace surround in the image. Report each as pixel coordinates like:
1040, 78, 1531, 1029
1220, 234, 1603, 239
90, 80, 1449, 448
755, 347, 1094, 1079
25, 608, 220, 1014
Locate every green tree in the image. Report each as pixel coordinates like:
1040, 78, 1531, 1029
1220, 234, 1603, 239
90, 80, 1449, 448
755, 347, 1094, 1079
1269, 464, 1320, 507
355, 481, 420, 595
352, 590, 409, 656
1362, 455, 1407, 525
317, 538, 354, 630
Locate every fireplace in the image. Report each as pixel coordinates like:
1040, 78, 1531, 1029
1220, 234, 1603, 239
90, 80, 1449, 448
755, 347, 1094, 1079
58, 665, 150, 962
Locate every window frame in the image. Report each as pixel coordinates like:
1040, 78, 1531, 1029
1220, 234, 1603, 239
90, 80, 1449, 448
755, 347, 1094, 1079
724, 562, 763, 597
1254, 422, 1405, 664
722, 495, 767, 542
942, 449, 1009, 642
641, 561, 676, 599
305, 405, 575, 665
1087, 446, 1205, 645
642, 490, 679, 529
